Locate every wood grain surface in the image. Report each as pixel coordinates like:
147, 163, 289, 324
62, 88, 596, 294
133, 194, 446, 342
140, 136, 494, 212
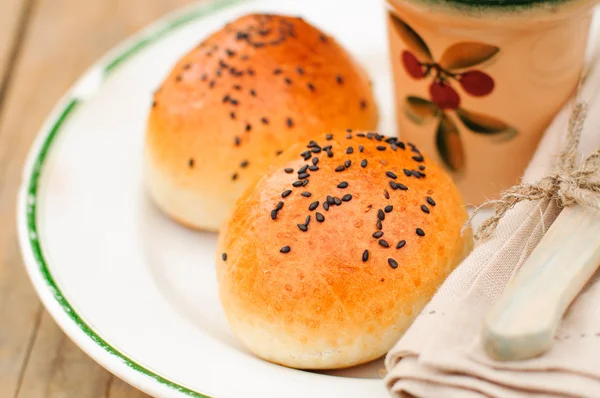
0, 0, 195, 396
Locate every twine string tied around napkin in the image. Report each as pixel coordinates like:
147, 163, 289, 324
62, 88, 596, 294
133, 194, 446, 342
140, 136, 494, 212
466, 102, 600, 241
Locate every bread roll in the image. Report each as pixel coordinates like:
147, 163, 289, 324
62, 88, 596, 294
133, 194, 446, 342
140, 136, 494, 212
216, 131, 472, 369
145, 14, 378, 231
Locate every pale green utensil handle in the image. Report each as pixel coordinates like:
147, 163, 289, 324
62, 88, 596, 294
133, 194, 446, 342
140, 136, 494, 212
483, 205, 600, 361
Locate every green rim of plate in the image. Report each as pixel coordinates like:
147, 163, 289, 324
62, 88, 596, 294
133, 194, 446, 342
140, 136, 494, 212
23, 0, 245, 396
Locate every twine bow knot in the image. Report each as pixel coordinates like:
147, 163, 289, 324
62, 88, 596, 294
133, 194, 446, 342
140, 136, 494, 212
468, 102, 600, 241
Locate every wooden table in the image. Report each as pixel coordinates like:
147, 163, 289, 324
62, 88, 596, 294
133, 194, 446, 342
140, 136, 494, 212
0, 1, 195, 396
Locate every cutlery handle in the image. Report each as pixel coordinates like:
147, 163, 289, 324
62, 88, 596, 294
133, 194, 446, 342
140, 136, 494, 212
482, 205, 600, 361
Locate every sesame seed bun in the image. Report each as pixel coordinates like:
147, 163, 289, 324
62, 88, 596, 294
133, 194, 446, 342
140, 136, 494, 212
144, 14, 378, 231
216, 131, 473, 370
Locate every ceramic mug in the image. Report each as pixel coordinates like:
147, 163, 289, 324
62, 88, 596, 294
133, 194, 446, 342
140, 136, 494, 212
387, 0, 598, 204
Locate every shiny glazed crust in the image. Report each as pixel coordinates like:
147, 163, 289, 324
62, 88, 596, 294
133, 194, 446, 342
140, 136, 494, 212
217, 132, 472, 369
145, 14, 378, 231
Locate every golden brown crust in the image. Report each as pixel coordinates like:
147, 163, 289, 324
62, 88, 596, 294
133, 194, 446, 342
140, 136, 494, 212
217, 132, 472, 369
145, 14, 378, 231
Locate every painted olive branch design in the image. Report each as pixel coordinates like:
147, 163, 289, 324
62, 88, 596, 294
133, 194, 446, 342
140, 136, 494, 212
390, 12, 518, 172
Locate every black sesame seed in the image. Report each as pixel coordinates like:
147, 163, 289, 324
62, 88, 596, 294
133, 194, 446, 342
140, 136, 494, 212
412, 155, 424, 162
419, 165, 426, 171
404, 169, 412, 177
384, 205, 393, 213
245, 123, 252, 132
209, 80, 216, 88
297, 67, 304, 75
276, 150, 283, 156
230, 112, 236, 120
386, 171, 397, 179
274, 68, 282, 75
326, 134, 333, 140
309, 201, 319, 211
152, 100, 157, 107
346, 147, 354, 154
230, 99, 239, 106
333, 197, 342, 206
298, 165, 309, 173
276, 201, 284, 211
293, 181, 303, 187
219, 60, 228, 68
336, 75, 344, 84
346, 128, 352, 133
233, 85, 241, 90
189, 159, 194, 168
360, 100, 368, 109
376, 220, 383, 230
427, 196, 436, 206
311, 147, 321, 153
302, 179, 309, 186
301, 192, 312, 197
250, 89, 257, 97
421, 205, 430, 214
416, 228, 425, 237
222, 253, 227, 260
280, 246, 291, 253
390, 181, 398, 190
342, 194, 352, 202
398, 142, 406, 150
320, 34, 329, 43
323, 202, 330, 211
226, 49, 236, 57
234, 136, 241, 146
417, 171, 427, 178
307, 141, 318, 148
307, 83, 315, 92
344, 160, 352, 168
377, 146, 386, 151
284, 168, 294, 174
361, 159, 367, 168
271, 209, 278, 220
397, 183, 408, 191
240, 160, 249, 168
282, 190, 292, 198
316, 212, 325, 222
378, 209, 385, 220
232, 173, 238, 181
396, 240, 406, 249
388, 258, 398, 269
362, 250, 369, 262
309, 165, 320, 172
379, 239, 389, 248
327, 148, 333, 158
287, 118, 294, 128
301, 151, 311, 160
384, 190, 390, 199
312, 157, 319, 165
359, 145, 364, 153
373, 231, 384, 238
327, 196, 334, 204
337, 182, 348, 189
247, 68, 255, 76
335, 166, 345, 172
261, 117, 269, 125
298, 223, 308, 232
284, 77, 292, 85
305, 215, 311, 226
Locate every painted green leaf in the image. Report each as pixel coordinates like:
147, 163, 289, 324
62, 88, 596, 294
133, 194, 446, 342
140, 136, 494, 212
436, 113, 465, 172
389, 12, 433, 62
438, 42, 499, 70
456, 108, 517, 140
404, 96, 439, 124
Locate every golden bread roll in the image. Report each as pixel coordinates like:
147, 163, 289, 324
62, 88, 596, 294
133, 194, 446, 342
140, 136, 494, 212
217, 131, 472, 369
145, 14, 378, 230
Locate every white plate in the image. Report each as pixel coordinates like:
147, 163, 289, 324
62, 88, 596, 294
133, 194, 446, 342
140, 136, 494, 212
17, 0, 396, 397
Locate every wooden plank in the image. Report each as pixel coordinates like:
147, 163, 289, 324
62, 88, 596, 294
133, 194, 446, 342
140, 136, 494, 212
15, 312, 112, 398
0, 0, 29, 95
0, 0, 195, 396
107, 377, 153, 398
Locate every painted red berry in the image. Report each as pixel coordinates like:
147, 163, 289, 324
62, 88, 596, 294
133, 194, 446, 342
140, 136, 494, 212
402, 51, 424, 79
429, 81, 460, 110
459, 70, 495, 97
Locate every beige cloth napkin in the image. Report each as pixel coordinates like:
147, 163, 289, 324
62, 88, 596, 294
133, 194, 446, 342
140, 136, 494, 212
384, 43, 600, 398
